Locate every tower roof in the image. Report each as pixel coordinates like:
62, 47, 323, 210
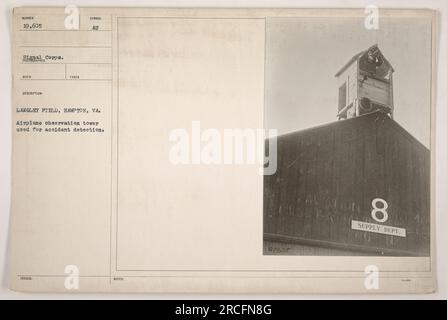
335, 44, 394, 77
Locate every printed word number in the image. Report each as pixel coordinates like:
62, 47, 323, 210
371, 198, 388, 223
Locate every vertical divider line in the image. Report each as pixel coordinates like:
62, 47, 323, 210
109, 14, 114, 284
115, 17, 120, 272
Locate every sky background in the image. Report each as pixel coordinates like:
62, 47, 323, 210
265, 17, 432, 148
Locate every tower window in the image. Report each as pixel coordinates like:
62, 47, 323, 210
338, 82, 347, 111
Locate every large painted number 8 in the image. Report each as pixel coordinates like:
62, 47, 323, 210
371, 198, 388, 223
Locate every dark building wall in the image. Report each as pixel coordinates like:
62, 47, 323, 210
264, 111, 430, 256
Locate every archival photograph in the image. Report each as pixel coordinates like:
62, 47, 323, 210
7, 6, 437, 294
263, 16, 432, 256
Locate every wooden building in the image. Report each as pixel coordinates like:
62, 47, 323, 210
263, 111, 430, 256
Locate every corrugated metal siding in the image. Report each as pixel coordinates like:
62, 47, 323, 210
264, 111, 430, 256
